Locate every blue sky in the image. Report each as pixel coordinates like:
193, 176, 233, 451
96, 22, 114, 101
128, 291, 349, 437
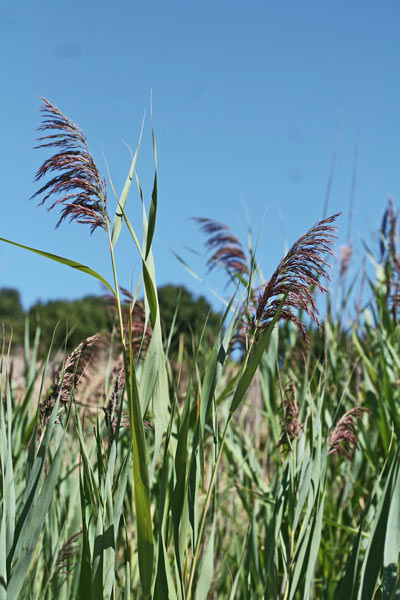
1, 1, 399, 310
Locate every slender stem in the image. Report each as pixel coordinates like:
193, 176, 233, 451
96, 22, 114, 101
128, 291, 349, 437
186, 415, 232, 600
106, 223, 126, 351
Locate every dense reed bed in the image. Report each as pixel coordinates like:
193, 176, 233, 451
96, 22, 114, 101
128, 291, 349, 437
0, 100, 399, 599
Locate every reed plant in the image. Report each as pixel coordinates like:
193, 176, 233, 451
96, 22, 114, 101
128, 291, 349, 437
0, 100, 399, 599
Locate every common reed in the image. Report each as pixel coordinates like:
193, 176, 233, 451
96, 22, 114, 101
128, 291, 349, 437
31, 98, 109, 233
195, 213, 340, 351
254, 213, 340, 347
193, 217, 249, 276
1, 99, 398, 600
40, 334, 100, 426
328, 407, 369, 462
278, 382, 303, 449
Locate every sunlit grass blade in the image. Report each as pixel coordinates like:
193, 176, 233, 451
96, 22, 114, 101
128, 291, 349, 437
7, 401, 66, 598
111, 118, 144, 248
0, 237, 115, 295
127, 351, 153, 598
358, 446, 400, 600
145, 108, 157, 259
230, 292, 288, 414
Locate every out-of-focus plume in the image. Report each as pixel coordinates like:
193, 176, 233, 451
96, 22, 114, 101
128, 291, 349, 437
40, 334, 100, 426
104, 286, 152, 359
54, 532, 81, 578
193, 217, 249, 277
339, 243, 353, 277
103, 359, 129, 440
328, 407, 368, 462
278, 382, 303, 450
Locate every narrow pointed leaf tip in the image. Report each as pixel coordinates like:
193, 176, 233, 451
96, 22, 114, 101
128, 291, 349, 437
31, 97, 109, 233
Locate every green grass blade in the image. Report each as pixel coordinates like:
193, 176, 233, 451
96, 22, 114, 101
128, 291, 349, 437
145, 112, 157, 259
111, 120, 144, 247
195, 518, 215, 600
127, 355, 153, 598
7, 427, 66, 599
0, 237, 115, 295
358, 447, 400, 600
124, 562, 131, 600
304, 492, 325, 599
383, 451, 400, 599
230, 293, 287, 414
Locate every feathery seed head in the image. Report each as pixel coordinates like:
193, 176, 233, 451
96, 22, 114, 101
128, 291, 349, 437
328, 407, 369, 462
40, 334, 100, 426
31, 98, 109, 233
54, 532, 81, 577
193, 217, 249, 276
254, 213, 340, 348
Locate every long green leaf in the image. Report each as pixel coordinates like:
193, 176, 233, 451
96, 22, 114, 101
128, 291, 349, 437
145, 111, 157, 259
127, 352, 153, 598
111, 119, 144, 247
0, 237, 115, 295
358, 447, 400, 600
383, 455, 400, 598
7, 427, 66, 598
230, 293, 287, 414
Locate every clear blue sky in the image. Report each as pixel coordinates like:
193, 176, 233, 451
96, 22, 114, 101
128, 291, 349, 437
1, 1, 399, 310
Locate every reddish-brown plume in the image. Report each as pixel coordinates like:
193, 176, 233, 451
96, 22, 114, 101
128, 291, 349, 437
278, 382, 303, 450
254, 213, 340, 348
103, 360, 130, 440
40, 334, 100, 426
31, 98, 109, 233
193, 217, 249, 277
54, 532, 81, 577
328, 407, 369, 462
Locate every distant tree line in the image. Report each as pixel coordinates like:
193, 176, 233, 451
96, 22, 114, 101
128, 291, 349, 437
0, 285, 221, 356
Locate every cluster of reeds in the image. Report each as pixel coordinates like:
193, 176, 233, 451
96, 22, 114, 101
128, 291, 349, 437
0, 99, 399, 600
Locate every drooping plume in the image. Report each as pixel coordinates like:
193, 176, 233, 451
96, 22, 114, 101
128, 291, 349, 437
328, 407, 368, 462
54, 532, 81, 577
40, 334, 100, 426
254, 213, 340, 348
193, 217, 249, 277
31, 98, 109, 233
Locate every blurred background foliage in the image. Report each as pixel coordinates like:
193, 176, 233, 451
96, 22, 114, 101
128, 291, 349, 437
0, 284, 221, 356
